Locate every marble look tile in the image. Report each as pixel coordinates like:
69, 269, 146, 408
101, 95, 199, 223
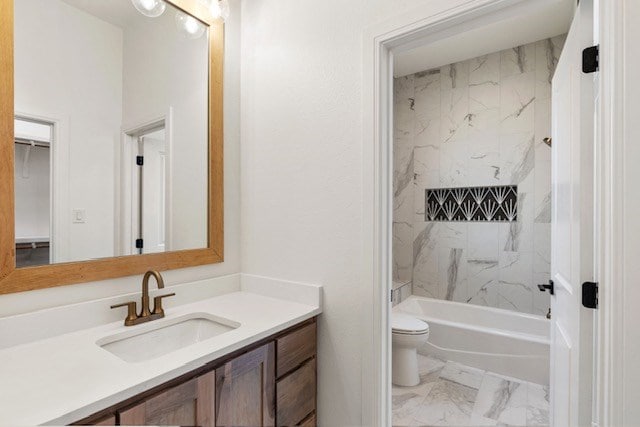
499, 205, 534, 256
497, 251, 534, 313
392, 37, 558, 316
439, 248, 468, 302
441, 60, 470, 90
534, 97, 552, 165
468, 414, 501, 425
393, 221, 413, 282
470, 53, 500, 113
440, 138, 469, 187
468, 109, 500, 187
533, 223, 551, 275
395, 74, 415, 98
500, 72, 535, 134
500, 132, 535, 186
413, 379, 478, 426
439, 361, 485, 389
414, 70, 441, 116
535, 36, 566, 100
527, 383, 550, 426
395, 76, 416, 140
414, 144, 440, 186
473, 374, 528, 425
392, 391, 426, 426
500, 43, 536, 78
468, 222, 500, 250
397, 281, 413, 305
392, 384, 433, 426
466, 250, 500, 307
418, 354, 447, 384
391, 356, 550, 427
441, 87, 470, 144
438, 222, 468, 249
394, 146, 414, 199
413, 223, 441, 298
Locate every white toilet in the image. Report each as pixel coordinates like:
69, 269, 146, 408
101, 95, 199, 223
392, 312, 430, 386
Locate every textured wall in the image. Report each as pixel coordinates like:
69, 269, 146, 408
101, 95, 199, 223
393, 35, 565, 315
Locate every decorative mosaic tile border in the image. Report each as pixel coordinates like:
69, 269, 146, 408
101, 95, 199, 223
425, 185, 518, 222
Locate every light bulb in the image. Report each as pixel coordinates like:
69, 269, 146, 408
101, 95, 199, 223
175, 11, 206, 39
131, 0, 166, 17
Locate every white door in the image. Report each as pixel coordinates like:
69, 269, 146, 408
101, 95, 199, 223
550, 0, 596, 425
141, 134, 167, 254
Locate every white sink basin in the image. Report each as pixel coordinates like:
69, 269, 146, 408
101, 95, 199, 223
97, 313, 239, 363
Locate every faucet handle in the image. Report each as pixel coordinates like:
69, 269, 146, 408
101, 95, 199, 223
152, 293, 176, 316
110, 301, 138, 325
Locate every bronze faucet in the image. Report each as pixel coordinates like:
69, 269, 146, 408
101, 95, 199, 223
111, 270, 175, 326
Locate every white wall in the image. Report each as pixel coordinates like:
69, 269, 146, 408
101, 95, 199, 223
14, 0, 122, 262
240, 1, 451, 424
0, 0, 241, 317
122, 6, 209, 251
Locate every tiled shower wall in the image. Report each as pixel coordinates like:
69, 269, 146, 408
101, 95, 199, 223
392, 35, 565, 315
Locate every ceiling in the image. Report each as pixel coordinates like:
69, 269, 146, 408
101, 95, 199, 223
393, 0, 575, 77
60, 0, 143, 29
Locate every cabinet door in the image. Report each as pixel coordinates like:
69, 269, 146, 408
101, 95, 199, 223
215, 342, 275, 427
118, 370, 215, 426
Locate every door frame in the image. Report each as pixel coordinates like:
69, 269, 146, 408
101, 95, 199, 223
592, 1, 629, 425
117, 109, 173, 256
14, 110, 70, 264
361, 0, 610, 425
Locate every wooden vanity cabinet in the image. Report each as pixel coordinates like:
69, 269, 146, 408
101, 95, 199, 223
215, 342, 275, 426
119, 371, 216, 426
72, 318, 316, 427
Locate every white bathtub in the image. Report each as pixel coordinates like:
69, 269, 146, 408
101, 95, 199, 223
394, 296, 550, 385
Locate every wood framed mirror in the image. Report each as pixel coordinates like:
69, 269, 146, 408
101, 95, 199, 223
0, 0, 224, 295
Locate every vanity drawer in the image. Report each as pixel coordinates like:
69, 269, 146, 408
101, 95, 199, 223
276, 358, 316, 426
276, 321, 316, 377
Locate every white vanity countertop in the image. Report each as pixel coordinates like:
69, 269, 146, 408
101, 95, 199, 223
0, 278, 322, 425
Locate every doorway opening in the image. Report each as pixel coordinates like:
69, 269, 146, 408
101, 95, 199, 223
366, 0, 598, 425
120, 119, 171, 256
13, 115, 54, 267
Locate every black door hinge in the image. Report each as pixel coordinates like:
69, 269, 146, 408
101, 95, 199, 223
537, 280, 554, 295
582, 45, 599, 73
135, 238, 143, 249
582, 281, 598, 309
136, 155, 144, 166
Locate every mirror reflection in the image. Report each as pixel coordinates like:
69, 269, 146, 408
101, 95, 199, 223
14, 0, 210, 267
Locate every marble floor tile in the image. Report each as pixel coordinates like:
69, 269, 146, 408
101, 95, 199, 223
472, 374, 528, 426
526, 383, 550, 426
439, 360, 485, 389
412, 379, 478, 426
392, 356, 550, 427
393, 384, 432, 425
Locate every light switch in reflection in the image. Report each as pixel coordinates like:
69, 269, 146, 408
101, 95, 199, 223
72, 209, 86, 224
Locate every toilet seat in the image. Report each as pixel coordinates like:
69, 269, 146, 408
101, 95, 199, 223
392, 313, 429, 335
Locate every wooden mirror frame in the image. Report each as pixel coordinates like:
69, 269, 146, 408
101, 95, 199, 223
0, 0, 224, 295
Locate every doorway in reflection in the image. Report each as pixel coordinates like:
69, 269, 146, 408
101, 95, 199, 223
135, 127, 167, 255
14, 116, 53, 268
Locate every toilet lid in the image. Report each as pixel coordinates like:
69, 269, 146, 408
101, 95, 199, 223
392, 313, 429, 334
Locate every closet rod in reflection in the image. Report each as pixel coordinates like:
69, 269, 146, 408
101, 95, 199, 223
14, 137, 50, 148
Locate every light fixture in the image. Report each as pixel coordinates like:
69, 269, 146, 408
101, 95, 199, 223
175, 11, 206, 39
209, 0, 230, 21
131, 0, 166, 18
